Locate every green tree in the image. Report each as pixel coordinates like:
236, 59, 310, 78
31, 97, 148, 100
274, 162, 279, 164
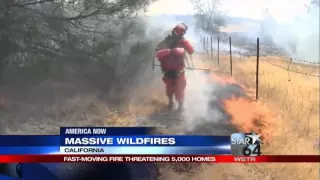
0, 0, 155, 84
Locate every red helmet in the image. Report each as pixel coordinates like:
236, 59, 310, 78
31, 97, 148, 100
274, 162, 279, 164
172, 23, 187, 36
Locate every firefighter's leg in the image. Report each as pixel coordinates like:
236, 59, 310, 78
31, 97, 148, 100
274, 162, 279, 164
163, 76, 174, 108
174, 73, 186, 110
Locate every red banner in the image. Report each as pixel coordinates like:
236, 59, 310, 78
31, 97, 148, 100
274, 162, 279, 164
0, 155, 319, 163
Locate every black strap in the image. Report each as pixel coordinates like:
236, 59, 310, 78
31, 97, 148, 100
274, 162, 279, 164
164, 71, 180, 79
170, 36, 182, 49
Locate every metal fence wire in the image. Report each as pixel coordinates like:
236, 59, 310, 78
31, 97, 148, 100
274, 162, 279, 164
200, 36, 319, 135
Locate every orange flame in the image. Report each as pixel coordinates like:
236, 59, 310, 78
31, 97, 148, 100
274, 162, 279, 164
207, 72, 274, 142
223, 97, 274, 142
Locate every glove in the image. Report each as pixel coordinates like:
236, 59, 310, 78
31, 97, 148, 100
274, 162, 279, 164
155, 49, 171, 61
171, 48, 185, 57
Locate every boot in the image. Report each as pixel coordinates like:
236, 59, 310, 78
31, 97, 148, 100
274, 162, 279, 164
177, 101, 184, 112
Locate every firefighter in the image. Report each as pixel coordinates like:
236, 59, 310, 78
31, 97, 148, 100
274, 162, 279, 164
155, 23, 194, 111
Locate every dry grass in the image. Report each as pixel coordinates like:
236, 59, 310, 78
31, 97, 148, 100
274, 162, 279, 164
1, 51, 318, 179
229, 55, 319, 138
235, 56, 318, 180
0, 81, 138, 135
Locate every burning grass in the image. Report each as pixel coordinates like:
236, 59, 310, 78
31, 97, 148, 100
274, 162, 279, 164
223, 96, 274, 142
205, 54, 319, 180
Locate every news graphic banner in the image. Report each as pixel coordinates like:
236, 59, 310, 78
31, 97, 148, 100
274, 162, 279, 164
0, 127, 231, 155
1, 155, 319, 163
0, 127, 319, 163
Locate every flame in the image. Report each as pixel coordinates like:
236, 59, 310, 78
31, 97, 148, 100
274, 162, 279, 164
223, 96, 274, 142
207, 72, 274, 142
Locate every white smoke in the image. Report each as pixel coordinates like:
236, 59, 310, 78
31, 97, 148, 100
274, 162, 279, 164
259, 3, 319, 63
144, 14, 210, 52
182, 70, 223, 131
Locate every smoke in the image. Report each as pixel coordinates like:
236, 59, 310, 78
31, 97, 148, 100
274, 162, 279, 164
262, 4, 319, 63
183, 71, 217, 130
144, 14, 210, 52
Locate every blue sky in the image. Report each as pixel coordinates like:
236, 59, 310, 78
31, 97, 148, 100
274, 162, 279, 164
147, 0, 312, 23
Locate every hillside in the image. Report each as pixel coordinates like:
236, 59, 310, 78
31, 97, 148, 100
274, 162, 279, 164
145, 14, 261, 26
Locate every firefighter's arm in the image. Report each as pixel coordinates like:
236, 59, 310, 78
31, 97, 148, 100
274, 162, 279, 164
181, 39, 194, 55
155, 39, 171, 61
155, 49, 171, 61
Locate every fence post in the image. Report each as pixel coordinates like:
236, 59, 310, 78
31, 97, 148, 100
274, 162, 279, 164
210, 36, 213, 61
229, 37, 232, 76
256, 37, 260, 101
204, 37, 208, 53
217, 37, 220, 65
206, 37, 208, 52
203, 36, 205, 50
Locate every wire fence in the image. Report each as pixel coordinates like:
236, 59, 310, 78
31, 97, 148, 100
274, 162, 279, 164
200, 36, 319, 136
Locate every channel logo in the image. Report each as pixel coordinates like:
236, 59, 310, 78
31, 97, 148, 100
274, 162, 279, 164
230, 132, 262, 156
